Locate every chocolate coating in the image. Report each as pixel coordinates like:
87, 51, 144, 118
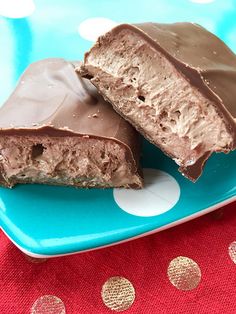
0, 59, 140, 159
132, 23, 236, 140
0, 58, 142, 188
81, 22, 236, 181
131, 23, 236, 179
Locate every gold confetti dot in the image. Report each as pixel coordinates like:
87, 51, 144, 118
31, 295, 65, 314
167, 256, 201, 291
228, 241, 236, 264
101, 276, 135, 312
24, 254, 47, 264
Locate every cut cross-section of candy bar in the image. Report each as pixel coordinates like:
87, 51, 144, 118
79, 22, 236, 181
0, 58, 143, 188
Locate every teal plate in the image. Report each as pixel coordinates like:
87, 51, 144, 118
0, 0, 235, 257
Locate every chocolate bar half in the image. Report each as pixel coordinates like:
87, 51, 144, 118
80, 22, 236, 181
0, 59, 143, 188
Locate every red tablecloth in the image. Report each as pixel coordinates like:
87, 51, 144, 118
0, 202, 235, 314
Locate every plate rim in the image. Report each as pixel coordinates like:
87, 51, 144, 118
1, 195, 235, 258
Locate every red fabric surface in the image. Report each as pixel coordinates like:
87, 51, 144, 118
0, 202, 235, 314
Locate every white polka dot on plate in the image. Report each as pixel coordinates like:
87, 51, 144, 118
189, 0, 215, 3
113, 169, 180, 217
78, 17, 118, 42
0, 0, 35, 18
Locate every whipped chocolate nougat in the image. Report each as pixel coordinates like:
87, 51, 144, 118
80, 22, 236, 181
0, 59, 143, 188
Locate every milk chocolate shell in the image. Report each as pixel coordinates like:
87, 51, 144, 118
0, 58, 143, 188
80, 22, 236, 181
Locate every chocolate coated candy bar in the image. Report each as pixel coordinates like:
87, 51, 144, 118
80, 22, 236, 181
0, 59, 143, 188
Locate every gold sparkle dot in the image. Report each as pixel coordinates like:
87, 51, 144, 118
228, 241, 236, 264
101, 276, 135, 312
31, 295, 65, 314
167, 256, 201, 291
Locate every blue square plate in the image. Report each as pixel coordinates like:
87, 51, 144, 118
0, 0, 235, 257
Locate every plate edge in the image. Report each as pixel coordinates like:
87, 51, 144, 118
1, 195, 235, 258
